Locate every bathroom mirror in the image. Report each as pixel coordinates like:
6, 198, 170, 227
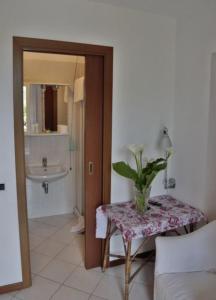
23, 84, 71, 133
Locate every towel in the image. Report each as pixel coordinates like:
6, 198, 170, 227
74, 76, 85, 103
96, 206, 108, 239
64, 86, 73, 103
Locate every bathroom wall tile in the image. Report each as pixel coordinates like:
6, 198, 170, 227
25, 134, 74, 219
27, 177, 74, 219
26, 135, 69, 166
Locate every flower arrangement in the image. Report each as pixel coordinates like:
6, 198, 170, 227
112, 144, 170, 213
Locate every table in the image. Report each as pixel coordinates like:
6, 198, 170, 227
96, 195, 207, 300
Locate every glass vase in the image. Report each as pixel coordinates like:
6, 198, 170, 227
134, 186, 151, 213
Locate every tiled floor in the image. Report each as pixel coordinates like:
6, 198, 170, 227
1, 214, 154, 300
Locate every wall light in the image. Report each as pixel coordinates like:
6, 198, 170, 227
159, 127, 176, 189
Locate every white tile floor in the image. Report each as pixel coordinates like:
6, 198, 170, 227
1, 214, 154, 300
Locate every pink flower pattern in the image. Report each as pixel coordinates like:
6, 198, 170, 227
97, 195, 207, 241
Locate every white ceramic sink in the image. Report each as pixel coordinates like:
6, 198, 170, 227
26, 165, 68, 182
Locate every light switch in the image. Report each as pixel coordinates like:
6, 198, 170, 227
0, 183, 5, 190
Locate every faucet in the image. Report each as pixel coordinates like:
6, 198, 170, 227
42, 157, 47, 168
42, 181, 49, 194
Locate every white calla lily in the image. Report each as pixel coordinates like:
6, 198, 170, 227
113, 142, 171, 212
127, 144, 144, 155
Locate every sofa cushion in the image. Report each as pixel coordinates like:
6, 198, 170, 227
155, 271, 216, 300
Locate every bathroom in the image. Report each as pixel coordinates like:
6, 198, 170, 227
23, 52, 86, 271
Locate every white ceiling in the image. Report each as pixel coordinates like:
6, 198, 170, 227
89, 0, 216, 18
24, 52, 85, 64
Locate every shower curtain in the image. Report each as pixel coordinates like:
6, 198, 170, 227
67, 86, 85, 215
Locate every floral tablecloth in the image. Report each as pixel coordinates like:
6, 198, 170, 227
96, 195, 207, 241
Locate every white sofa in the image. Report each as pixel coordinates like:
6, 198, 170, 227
154, 221, 216, 300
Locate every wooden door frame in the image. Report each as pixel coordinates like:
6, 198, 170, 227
12, 37, 113, 291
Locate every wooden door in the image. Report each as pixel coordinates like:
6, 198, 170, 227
12, 37, 112, 292
85, 55, 104, 269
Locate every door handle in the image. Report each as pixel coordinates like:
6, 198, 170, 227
88, 161, 94, 175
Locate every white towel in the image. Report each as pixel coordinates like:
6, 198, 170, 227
74, 76, 85, 103
96, 206, 108, 239
64, 86, 73, 103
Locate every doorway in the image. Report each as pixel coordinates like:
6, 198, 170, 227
13, 37, 113, 290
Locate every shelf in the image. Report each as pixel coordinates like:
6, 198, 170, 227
25, 132, 69, 137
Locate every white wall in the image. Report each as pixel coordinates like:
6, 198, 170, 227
202, 49, 216, 220
171, 15, 216, 218
0, 0, 175, 285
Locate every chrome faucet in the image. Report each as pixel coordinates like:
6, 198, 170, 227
42, 157, 47, 168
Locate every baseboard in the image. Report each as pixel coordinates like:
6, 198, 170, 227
0, 281, 24, 294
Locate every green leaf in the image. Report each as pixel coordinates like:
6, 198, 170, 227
112, 162, 138, 181
143, 158, 165, 172
145, 162, 167, 187
145, 171, 158, 188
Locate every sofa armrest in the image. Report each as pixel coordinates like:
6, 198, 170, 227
155, 221, 216, 276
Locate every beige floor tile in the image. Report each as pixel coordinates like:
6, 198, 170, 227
89, 296, 108, 300
33, 214, 74, 228
51, 224, 75, 244
30, 251, 52, 274
102, 264, 125, 278
103, 261, 154, 285
26, 214, 154, 300
56, 244, 84, 265
91, 266, 103, 273
29, 234, 45, 250
34, 239, 66, 258
0, 294, 14, 300
130, 282, 153, 300
71, 234, 84, 249
29, 222, 58, 238
28, 220, 41, 231
64, 266, 103, 293
133, 262, 155, 285
51, 285, 89, 300
79, 260, 85, 267
93, 274, 131, 300
15, 276, 59, 300
39, 259, 76, 283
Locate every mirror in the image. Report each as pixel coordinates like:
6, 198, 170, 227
23, 84, 70, 134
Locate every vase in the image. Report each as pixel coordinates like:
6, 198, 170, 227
133, 186, 151, 213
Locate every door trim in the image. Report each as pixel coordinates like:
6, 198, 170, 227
10, 36, 113, 291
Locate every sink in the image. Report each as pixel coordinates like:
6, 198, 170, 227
26, 165, 68, 183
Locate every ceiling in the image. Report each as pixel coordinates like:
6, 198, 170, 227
89, 0, 216, 18
24, 52, 85, 64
